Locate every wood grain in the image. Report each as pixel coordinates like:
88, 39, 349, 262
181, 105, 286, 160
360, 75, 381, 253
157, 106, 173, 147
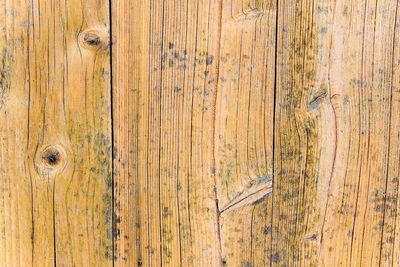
270, 0, 321, 265
319, 0, 400, 266
112, 0, 400, 266
216, 0, 276, 266
112, 0, 278, 265
1, 0, 400, 266
112, 0, 223, 266
0, 0, 112, 265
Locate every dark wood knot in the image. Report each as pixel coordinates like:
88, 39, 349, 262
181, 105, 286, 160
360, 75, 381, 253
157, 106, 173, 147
78, 28, 109, 51
35, 144, 67, 173
83, 33, 101, 46
42, 147, 61, 166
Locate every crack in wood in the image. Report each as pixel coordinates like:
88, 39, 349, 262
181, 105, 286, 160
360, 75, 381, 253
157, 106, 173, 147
220, 179, 273, 214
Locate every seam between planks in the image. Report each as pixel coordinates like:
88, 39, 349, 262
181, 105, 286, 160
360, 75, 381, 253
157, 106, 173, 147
109, 0, 115, 265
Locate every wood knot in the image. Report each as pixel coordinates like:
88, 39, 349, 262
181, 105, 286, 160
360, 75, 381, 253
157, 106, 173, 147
42, 148, 61, 166
35, 144, 67, 173
78, 28, 109, 51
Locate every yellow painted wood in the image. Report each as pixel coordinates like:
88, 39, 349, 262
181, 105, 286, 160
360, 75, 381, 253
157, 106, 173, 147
0, 0, 113, 266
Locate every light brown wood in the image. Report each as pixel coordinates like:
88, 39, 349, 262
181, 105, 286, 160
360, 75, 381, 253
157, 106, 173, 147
319, 0, 400, 266
1, 0, 400, 266
113, 0, 400, 266
216, 1, 276, 266
112, 0, 223, 265
0, 0, 113, 265
270, 0, 322, 265
113, 0, 278, 264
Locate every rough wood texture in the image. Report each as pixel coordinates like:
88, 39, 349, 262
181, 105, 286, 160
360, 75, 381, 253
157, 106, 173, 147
216, 1, 276, 266
113, 0, 400, 266
1, 0, 400, 266
319, 0, 400, 266
112, 0, 223, 265
0, 0, 112, 265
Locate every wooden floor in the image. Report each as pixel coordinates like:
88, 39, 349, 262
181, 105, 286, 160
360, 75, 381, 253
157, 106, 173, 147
0, 0, 400, 266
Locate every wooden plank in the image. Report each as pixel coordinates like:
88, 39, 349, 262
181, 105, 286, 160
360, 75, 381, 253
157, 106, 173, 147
215, 0, 276, 266
270, 0, 322, 265
381, 3, 400, 265
268, 0, 400, 266
113, 0, 223, 266
0, 0, 112, 265
319, 0, 400, 266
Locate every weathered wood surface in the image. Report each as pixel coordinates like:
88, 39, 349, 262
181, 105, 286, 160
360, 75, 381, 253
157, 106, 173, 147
1, 0, 400, 266
0, 0, 113, 266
